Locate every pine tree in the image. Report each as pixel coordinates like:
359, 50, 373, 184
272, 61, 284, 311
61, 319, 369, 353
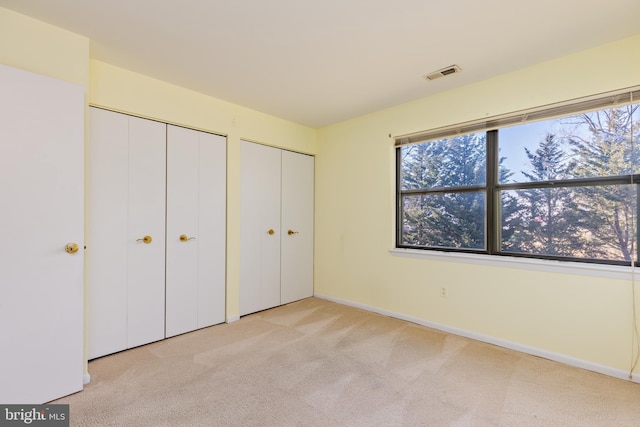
400, 133, 486, 249
565, 105, 639, 261
502, 133, 590, 256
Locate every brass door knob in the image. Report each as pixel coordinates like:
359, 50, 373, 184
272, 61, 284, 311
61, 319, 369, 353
65, 243, 79, 254
179, 234, 196, 242
136, 235, 153, 244
267, 229, 275, 235
288, 230, 299, 235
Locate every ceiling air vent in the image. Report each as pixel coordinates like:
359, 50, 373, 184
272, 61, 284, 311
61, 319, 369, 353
425, 64, 462, 81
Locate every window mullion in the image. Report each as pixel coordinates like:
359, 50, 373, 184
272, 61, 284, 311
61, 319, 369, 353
486, 130, 498, 254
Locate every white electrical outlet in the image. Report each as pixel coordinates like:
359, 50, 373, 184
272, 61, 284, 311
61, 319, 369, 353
440, 287, 447, 297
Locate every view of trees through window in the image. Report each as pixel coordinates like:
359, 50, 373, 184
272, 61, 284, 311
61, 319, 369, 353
398, 103, 640, 265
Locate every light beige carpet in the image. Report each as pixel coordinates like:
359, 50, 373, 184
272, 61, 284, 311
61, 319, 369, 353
54, 297, 640, 426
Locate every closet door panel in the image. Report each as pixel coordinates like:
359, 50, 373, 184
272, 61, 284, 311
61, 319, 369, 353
281, 151, 314, 304
240, 141, 281, 315
87, 108, 129, 359
166, 126, 200, 337
127, 117, 166, 348
166, 126, 225, 337
196, 132, 227, 328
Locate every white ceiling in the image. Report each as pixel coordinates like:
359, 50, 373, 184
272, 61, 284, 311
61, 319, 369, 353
2, 0, 639, 128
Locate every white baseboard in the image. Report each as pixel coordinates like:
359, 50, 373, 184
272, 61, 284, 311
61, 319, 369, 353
314, 293, 640, 384
83, 373, 91, 385
226, 315, 240, 323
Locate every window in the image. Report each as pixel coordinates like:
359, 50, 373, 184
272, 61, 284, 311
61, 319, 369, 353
399, 132, 487, 251
397, 93, 640, 265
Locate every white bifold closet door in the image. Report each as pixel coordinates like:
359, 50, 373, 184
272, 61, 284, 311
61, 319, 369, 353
88, 109, 227, 357
280, 150, 314, 304
165, 125, 226, 337
240, 141, 314, 316
240, 141, 282, 315
87, 108, 166, 359
0, 64, 84, 403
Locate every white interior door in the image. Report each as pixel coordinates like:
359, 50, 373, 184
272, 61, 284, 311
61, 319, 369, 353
127, 116, 166, 348
240, 141, 282, 316
281, 151, 314, 304
166, 126, 226, 337
0, 64, 84, 403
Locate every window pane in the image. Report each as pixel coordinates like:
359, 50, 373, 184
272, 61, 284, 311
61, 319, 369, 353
499, 104, 640, 183
500, 185, 637, 262
401, 192, 485, 250
400, 133, 486, 190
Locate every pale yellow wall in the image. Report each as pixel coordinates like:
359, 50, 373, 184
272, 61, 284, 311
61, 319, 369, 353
315, 34, 640, 375
0, 7, 89, 87
89, 60, 317, 321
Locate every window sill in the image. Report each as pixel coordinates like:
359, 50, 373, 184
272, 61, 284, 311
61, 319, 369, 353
389, 248, 637, 280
